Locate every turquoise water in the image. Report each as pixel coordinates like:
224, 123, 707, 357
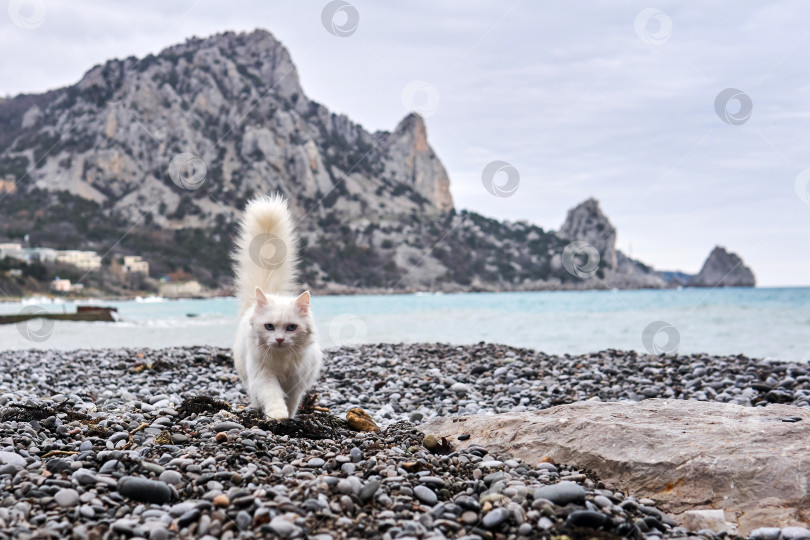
0, 287, 808, 362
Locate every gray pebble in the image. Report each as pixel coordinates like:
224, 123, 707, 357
750, 528, 782, 540
236, 510, 251, 530
414, 485, 438, 505
118, 476, 172, 504
483, 507, 510, 528
159, 470, 183, 485
54, 488, 80, 507
783, 527, 810, 540
533, 481, 585, 505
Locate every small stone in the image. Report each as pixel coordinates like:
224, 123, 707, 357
750, 528, 782, 540
99, 459, 119, 474
420, 476, 444, 488
414, 485, 438, 505
212, 421, 244, 431
350, 447, 362, 462
533, 481, 586, 505
268, 516, 298, 537
518, 522, 533, 536
72, 469, 97, 485
159, 470, 183, 485
307, 457, 325, 468
409, 412, 424, 422
359, 479, 380, 502
783, 527, 810, 540
423, 434, 439, 450
346, 408, 379, 432
336, 479, 352, 494
215, 432, 228, 443
79, 441, 93, 452
177, 508, 201, 527
458, 433, 471, 441
0, 451, 25, 470
236, 510, 251, 530
566, 510, 608, 528
118, 476, 172, 504
460, 511, 478, 525
450, 382, 469, 395
78, 505, 95, 519
54, 488, 80, 507
213, 494, 229, 507
482, 507, 510, 529
149, 528, 169, 540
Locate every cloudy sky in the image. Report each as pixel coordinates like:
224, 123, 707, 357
2, 0, 809, 286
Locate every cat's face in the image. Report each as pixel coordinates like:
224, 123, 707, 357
250, 289, 313, 351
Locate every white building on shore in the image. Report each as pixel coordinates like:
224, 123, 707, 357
54, 250, 102, 271
0, 243, 24, 260
122, 256, 149, 275
26, 247, 58, 263
51, 277, 80, 292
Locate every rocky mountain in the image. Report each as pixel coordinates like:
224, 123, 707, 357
0, 29, 754, 294
556, 199, 668, 289
689, 246, 756, 288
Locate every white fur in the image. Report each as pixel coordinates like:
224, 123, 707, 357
232, 195, 322, 419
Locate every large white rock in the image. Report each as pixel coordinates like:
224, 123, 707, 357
423, 399, 810, 534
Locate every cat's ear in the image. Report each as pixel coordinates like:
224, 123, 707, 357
255, 287, 268, 306
295, 290, 310, 313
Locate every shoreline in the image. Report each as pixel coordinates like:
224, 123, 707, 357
0, 283, 786, 305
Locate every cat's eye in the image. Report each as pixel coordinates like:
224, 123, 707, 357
286, 324, 297, 331
264, 323, 274, 331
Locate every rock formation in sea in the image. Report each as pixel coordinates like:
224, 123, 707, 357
689, 246, 756, 287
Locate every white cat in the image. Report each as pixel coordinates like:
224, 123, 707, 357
232, 194, 322, 420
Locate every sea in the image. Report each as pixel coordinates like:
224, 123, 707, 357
0, 287, 808, 362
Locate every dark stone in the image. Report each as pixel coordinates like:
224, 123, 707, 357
177, 508, 201, 528
118, 476, 172, 504
359, 479, 380, 503
566, 510, 608, 528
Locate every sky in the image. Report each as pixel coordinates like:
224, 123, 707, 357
1, 0, 809, 286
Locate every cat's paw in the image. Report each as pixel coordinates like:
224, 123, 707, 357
264, 405, 289, 420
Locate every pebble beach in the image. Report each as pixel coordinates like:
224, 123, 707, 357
1, 343, 808, 539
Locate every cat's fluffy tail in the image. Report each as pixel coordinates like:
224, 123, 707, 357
232, 194, 299, 315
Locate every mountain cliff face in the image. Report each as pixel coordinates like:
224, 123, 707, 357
0, 29, 752, 293
689, 246, 756, 288
0, 30, 451, 228
558, 198, 617, 269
